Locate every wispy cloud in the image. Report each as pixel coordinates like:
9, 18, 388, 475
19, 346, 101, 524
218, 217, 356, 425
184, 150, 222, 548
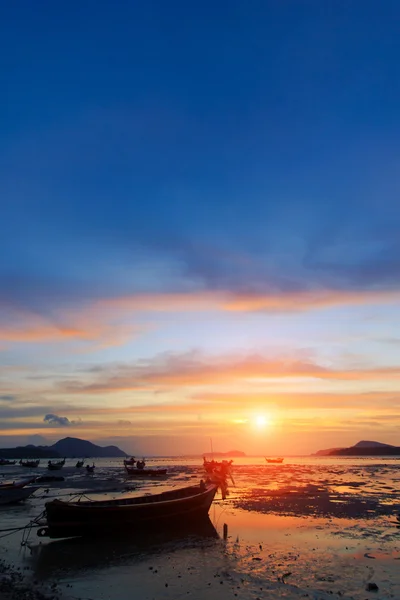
1, 286, 400, 348
54, 351, 400, 394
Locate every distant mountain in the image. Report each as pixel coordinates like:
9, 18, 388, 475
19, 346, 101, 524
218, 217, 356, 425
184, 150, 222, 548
203, 450, 246, 457
313, 447, 344, 456
50, 437, 127, 458
353, 440, 395, 449
0, 446, 57, 459
316, 440, 400, 456
0, 437, 127, 459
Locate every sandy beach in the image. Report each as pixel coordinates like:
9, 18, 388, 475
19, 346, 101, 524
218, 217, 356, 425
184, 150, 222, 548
1, 457, 399, 600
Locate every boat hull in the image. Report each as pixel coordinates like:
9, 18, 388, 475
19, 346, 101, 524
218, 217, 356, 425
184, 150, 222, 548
42, 483, 218, 539
0, 486, 39, 505
124, 467, 168, 477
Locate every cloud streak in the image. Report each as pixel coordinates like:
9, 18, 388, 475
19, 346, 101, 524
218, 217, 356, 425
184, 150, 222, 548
1, 286, 399, 348
54, 351, 400, 394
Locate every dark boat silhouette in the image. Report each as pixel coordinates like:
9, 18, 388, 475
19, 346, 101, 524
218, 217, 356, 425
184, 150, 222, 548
124, 457, 168, 478
47, 459, 66, 471
38, 481, 218, 539
124, 465, 168, 477
19, 459, 40, 468
0, 459, 17, 466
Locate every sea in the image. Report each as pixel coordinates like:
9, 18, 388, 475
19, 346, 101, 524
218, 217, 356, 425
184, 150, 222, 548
0, 456, 399, 600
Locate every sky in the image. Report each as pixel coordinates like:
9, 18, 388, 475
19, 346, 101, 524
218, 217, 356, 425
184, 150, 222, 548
1, 1, 400, 456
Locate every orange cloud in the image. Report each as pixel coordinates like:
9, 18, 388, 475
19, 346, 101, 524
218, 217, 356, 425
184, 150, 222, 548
57, 353, 400, 394
0, 306, 143, 347
99, 288, 400, 313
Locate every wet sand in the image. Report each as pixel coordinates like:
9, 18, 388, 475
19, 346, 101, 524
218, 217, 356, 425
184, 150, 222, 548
1, 457, 400, 599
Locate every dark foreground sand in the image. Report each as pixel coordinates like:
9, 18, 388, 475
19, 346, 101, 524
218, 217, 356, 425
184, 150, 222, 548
0, 557, 60, 600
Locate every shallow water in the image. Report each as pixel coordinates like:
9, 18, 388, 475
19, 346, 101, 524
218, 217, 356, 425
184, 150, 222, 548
0, 456, 399, 599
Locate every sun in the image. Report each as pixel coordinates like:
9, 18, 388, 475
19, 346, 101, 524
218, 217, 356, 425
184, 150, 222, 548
254, 414, 270, 428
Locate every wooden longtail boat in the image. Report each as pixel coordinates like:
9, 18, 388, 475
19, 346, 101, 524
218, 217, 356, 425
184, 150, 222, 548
124, 465, 168, 477
75, 460, 84, 468
203, 457, 233, 474
0, 478, 39, 505
48, 459, 66, 471
265, 457, 284, 464
19, 459, 40, 468
38, 481, 218, 539
0, 459, 17, 466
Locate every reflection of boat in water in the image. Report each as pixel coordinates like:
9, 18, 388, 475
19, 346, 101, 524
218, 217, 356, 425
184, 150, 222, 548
265, 457, 284, 464
0, 478, 39, 505
38, 481, 218, 539
48, 459, 65, 471
19, 459, 40, 468
30, 516, 219, 578
0, 458, 16, 466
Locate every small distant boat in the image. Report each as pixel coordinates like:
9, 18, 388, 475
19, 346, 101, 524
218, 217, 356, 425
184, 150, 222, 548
38, 481, 218, 539
123, 457, 137, 466
76, 460, 84, 468
48, 459, 66, 471
0, 478, 39, 505
124, 458, 167, 478
265, 457, 284, 464
19, 459, 40, 468
86, 464, 95, 473
124, 465, 168, 478
0, 458, 16, 466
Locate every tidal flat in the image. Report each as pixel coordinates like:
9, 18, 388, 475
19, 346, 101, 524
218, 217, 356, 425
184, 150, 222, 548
0, 456, 399, 600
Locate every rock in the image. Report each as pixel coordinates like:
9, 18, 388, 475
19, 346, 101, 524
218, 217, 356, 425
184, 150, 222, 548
366, 582, 379, 591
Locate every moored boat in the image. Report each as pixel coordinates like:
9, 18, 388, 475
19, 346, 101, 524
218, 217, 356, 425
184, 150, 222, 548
19, 459, 40, 468
124, 465, 168, 477
48, 459, 66, 471
38, 481, 218, 539
203, 457, 233, 474
124, 457, 167, 477
0, 458, 17, 466
76, 460, 84, 468
265, 457, 284, 464
0, 478, 39, 505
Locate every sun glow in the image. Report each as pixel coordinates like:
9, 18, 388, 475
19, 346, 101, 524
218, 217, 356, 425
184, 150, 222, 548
254, 414, 270, 428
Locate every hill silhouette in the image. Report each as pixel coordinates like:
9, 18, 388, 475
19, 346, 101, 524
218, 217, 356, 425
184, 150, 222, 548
0, 436, 127, 459
316, 440, 400, 456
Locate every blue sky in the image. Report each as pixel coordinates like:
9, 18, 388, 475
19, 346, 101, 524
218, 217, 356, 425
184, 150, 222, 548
1, 1, 400, 455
